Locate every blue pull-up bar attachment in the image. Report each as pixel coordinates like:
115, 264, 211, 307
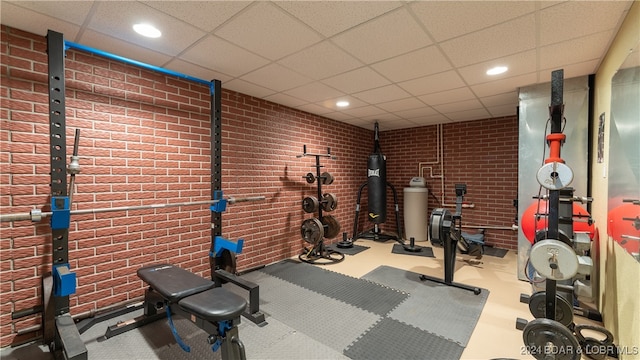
64, 41, 215, 93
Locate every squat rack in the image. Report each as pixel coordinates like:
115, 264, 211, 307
7, 30, 259, 359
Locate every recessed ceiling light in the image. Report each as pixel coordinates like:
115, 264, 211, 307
486, 66, 508, 75
336, 100, 350, 107
133, 23, 161, 38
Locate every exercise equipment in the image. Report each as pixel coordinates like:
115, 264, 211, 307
302, 196, 320, 213
5, 30, 265, 360
522, 318, 581, 360
516, 70, 616, 360
574, 324, 616, 360
297, 146, 344, 264
344, 122, 403, 246
420, 184, 482, 295
107, 264, 248, 360
321, 193, 338, 212
528, 291, 573, 327
301, 218, 324, 244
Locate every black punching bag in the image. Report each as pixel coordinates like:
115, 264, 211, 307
368, 123, 386, 223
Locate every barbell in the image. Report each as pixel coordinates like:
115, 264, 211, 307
0, 196, 266, 223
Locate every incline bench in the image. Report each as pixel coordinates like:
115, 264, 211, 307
107, 264, 248, 360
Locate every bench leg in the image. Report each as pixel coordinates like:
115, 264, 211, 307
219, 326, 246, 360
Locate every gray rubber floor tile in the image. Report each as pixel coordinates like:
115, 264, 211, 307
259, 260, 407, 316
362, 265, 489, 346
238, 271, 381, 353
343, 317, 464, 360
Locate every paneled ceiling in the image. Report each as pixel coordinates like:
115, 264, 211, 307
1, 1, 634, 130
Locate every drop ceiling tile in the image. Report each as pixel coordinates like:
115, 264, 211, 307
88, 2, 207, 56
322, 67, 390, 94
240, 63, 311, 92
398, 71, 465, 97
410, 1, 535, 42
376, 97, 426, 113
332, 7, 432, 64
164, 58, 234, 84
394, 106, 439, 119
361, 112, 401, 122
263, 93, 308, 108
4, 1, 94, 27
282, 82, 343, 103
323, 112, 356, 122
440, 15, 536, 68
433, 99, 484, 114
316, 96, 367, 111
79, 30, 173, 68
1, 2, 83, 38
409, 114, 449, 126
341, 105, 387, 118
457, 50, 537, 86
371, 46, 452, 83
275, 1, 402, 37
214, 2, 322, 61
470, 73, 537, 98
377, 119, 417, 131
539, 1, 632, 46
352, 85, 410, 104
446, 108, 491, 123
223, 79, 277, 98
142, 1, 251, 32
179, 35, 270, 77
418, 87, 476, 106
487, 104, 517, 118
342, 118, 374, 130
278, 41, 362, 81
295, 103, 333, 115
538, 59, 601, 83
479, 92, 519, 108
539, 32, 613, 70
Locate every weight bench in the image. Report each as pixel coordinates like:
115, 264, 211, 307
108, 264, 248, 360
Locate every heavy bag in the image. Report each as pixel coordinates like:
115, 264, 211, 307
367, 153, 386, 223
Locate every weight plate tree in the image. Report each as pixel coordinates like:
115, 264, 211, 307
297, 146, 343, 264
517, 69, 617, 360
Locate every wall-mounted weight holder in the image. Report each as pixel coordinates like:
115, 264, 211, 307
297, 145, 344, 265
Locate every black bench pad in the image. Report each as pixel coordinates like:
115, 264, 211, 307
179, 288, 247, 322
138, 264, 214, 302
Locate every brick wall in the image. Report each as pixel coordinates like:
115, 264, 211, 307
381, 118, 519, 249
0, 26, 372, 346
0, 25, 519, 347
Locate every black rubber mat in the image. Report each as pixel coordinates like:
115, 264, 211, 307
327, 243, 370, 255
484, 246, 508, 258
344, 317, 464, 360
391, 243, 434, 257
260, 259, 407, 316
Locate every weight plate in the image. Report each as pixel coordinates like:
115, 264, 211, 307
304, 172, 315, 184
301, 218, 324, 245
321, 193, 338, 212
522, 318, 580, 360
302, 196, 319, 213
536, 162, 574, 190
320, 172, 334, 185
530, 239, 578, 281
321, 215, 341, 239
528, 291, 574, 327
